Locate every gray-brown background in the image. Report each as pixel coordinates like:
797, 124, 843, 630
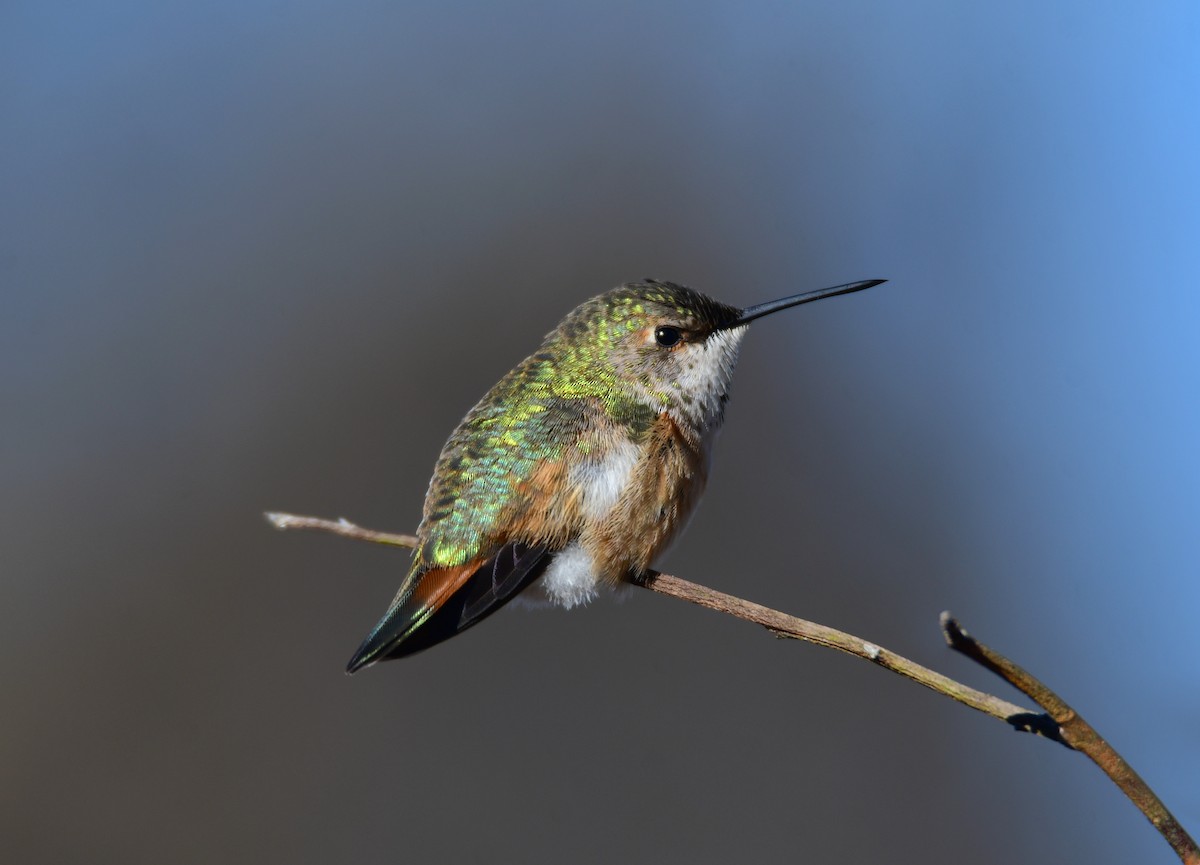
5, 2, 1199, 863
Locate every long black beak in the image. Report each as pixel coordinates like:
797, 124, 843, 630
727, 279, 886, 327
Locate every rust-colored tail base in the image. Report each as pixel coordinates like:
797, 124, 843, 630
346, 543, 549, 672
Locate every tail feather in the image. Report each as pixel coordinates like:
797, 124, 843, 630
345, 562, 476, 673
345, 542, 549, 672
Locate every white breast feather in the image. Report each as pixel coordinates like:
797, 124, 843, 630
570, 437, 641, 520
535, 437, 640, 608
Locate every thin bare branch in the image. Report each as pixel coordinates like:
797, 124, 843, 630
266, 510, 1198, 863
635, 570, 1049, 734
262, 511, 1039, 729
265, 512, 419, 548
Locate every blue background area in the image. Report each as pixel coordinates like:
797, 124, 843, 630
4, 2, 1198, 862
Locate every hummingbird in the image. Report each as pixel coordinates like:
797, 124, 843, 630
346, 277, 884, 672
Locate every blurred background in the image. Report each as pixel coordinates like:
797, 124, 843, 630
4, 1, 1198, 862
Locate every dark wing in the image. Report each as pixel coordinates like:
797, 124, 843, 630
345, 542, 550, 672
458, 542, 549, 629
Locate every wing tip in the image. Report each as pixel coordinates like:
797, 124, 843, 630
345, 634, 385, 674
345, 650, 373, 675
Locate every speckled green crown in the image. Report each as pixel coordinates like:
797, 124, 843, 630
555, 279, 741, 349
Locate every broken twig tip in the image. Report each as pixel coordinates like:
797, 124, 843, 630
939, 611, 971, 649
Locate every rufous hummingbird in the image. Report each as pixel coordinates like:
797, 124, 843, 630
347, 278, 884, 672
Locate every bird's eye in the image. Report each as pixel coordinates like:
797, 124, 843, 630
654, 325, 683, 347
